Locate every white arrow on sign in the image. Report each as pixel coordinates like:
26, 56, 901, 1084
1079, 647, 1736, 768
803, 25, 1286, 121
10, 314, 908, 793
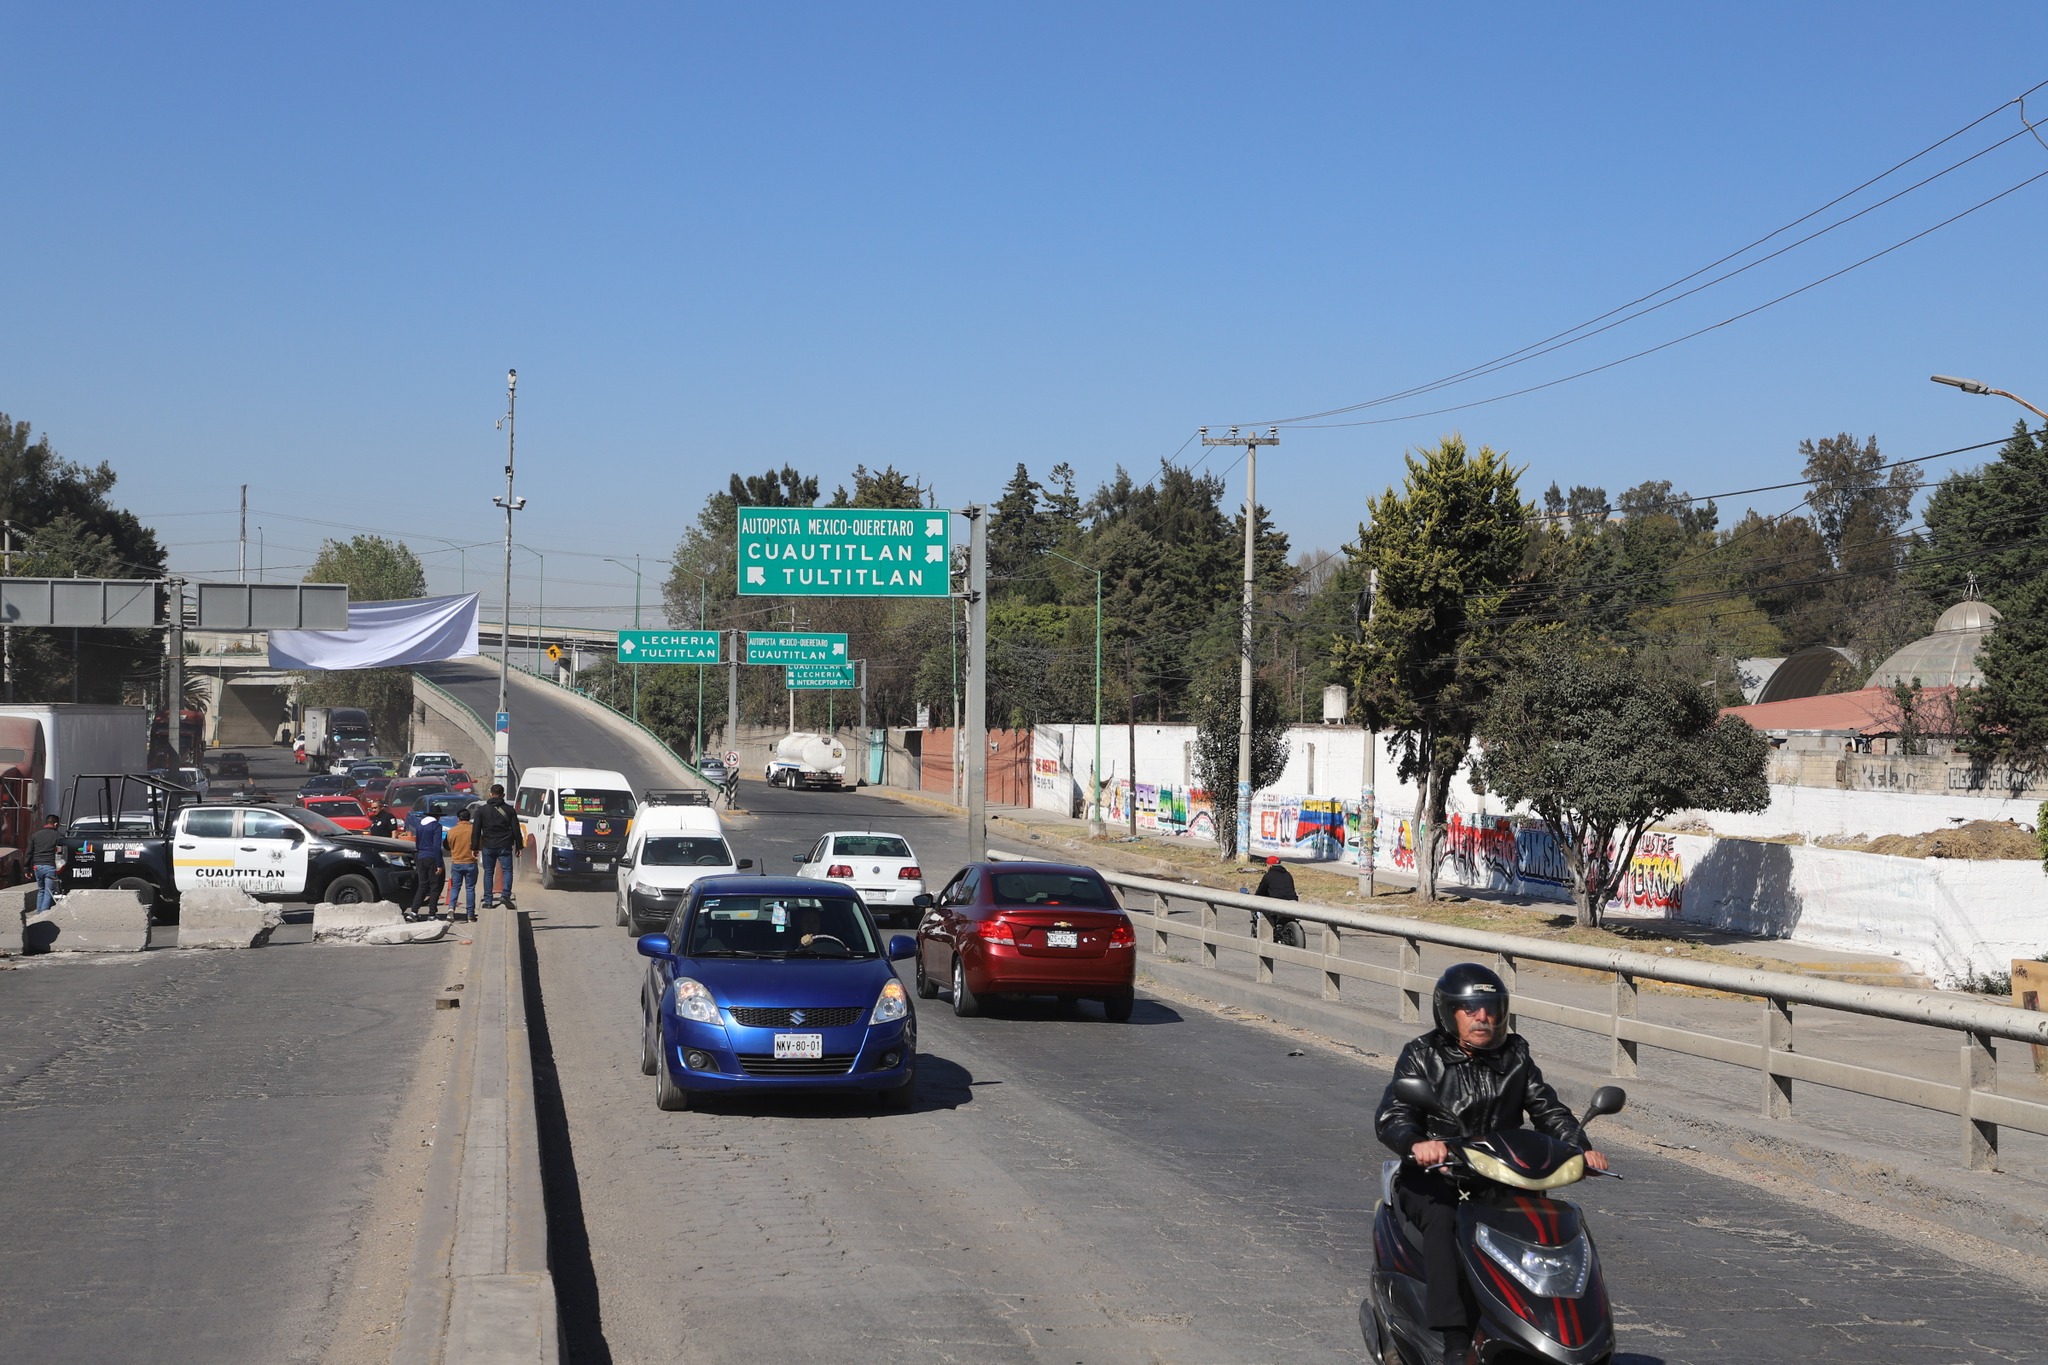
620, 637, 636, 654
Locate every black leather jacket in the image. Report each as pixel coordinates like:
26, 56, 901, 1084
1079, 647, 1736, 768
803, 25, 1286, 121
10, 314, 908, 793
1375, 1030, 1586, 1156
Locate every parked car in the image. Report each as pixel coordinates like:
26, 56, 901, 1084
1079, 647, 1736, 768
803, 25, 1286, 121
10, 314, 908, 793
792, 831, 925, 925
617, 804, 751, 935
442, 767, 477, 794
213, 752, 251, 781
384, 778, 448, 819
299, 794, 372, 832
914, 861, 1136, 1021
416, 790, 478, 830
635, 876, 918, 1110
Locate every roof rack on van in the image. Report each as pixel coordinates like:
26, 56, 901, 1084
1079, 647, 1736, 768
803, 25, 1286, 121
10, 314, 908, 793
642, 788, 713, 807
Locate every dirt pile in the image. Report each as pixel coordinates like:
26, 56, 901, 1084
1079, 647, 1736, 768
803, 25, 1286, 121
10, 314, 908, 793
1817, 820, 2039, 860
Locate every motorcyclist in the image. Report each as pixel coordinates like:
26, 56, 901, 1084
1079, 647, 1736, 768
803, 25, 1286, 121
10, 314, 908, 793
1374, 964, 1609, 1365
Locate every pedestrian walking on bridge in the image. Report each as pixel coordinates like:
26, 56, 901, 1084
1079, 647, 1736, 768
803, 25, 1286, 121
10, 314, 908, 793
445, 807, 478, 921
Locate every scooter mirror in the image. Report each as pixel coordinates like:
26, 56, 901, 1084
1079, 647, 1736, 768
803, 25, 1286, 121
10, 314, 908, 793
1390, 1077, 1443, 1113
1583, 1085, 1627, 1121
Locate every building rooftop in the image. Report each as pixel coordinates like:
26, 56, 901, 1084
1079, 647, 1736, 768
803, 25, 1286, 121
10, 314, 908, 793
1723, 685, 1960, 737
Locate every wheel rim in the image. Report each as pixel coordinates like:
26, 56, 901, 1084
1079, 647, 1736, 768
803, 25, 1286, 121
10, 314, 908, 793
953, 957, 963, 1000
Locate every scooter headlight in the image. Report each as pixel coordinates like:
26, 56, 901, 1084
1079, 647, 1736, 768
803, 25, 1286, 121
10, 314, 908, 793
1474, 1224, 1593, 1299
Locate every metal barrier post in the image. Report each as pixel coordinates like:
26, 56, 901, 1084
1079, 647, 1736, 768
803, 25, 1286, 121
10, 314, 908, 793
1255, 909, 1275, 985
1400, 937, 1423, 1023
1964, 1031, 1998, 1170
1152, 890, 1170, 955
1200, 898, 1218, 969
1612, 972, 1639, 1078
1764, 997, 1794, 1119
1495, 951, 1518, 1034
1322, 922, 1343, 1003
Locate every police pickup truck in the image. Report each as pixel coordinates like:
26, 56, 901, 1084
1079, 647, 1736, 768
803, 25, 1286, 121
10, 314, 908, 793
58, 775, 419, 917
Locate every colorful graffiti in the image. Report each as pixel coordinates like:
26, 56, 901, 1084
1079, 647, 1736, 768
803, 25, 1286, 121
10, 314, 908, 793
1612, 833, 1683, 914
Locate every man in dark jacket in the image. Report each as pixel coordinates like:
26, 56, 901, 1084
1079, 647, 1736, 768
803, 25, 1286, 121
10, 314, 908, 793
1252, 855, 1296, 901
474, 784, 520, 910
28, 815, 63, 913
1375, 964, 1607, 1365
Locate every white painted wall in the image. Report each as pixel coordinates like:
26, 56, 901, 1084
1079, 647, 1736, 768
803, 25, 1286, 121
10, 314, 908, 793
1673, 783, 2041, 841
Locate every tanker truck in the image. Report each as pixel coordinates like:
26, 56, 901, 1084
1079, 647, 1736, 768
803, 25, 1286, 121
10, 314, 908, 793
764, 732, 848, 791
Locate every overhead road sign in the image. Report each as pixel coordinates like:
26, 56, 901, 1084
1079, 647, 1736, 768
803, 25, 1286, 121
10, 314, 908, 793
195, 582, 351, 631
786, 663, 855, 689
736, 507, 952, 597
744, 631, 847, 666
1, 577, 159, 629
617, 628, 720, 663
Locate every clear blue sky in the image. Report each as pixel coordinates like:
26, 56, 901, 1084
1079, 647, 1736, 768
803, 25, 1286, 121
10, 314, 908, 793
8, 3, 2048, 625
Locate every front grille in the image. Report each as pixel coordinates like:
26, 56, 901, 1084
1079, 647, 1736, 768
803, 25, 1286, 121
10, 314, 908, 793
737, 1054, 857, 1076
577, 838, 625, 855
729, 1006, 864, 1029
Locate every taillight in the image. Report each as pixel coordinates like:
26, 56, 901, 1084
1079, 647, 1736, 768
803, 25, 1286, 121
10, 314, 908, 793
827, 863, 854, 878
1108, 920, 1135, 949
976, 918, 1016, 946
898, 865, 921, 880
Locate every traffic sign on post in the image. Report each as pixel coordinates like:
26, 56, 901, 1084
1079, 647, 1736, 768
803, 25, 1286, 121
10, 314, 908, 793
786, 663, 855, 689
736, 507, 952, 597
743, 632, 847, 666
617, 628, 720, 664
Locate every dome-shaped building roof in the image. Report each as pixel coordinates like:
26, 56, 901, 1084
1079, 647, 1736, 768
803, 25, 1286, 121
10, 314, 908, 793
1868, 600, 2002, 690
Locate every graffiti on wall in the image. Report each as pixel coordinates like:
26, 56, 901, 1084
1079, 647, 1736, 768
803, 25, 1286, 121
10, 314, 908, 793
1611, 832, 1683, 913
1366, 809, 1682, 915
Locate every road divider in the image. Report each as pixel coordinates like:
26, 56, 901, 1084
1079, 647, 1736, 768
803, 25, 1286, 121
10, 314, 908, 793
394, 905, 558, 1364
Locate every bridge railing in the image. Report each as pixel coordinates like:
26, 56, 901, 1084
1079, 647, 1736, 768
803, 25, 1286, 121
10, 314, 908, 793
501, 659, 709, 786
1042, 860, 2048, 1172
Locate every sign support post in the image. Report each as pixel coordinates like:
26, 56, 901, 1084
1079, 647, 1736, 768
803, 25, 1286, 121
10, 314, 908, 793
964, 506, 988, 861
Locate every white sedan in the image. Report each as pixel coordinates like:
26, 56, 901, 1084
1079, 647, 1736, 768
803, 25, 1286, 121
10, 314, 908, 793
792, 831, 926, 924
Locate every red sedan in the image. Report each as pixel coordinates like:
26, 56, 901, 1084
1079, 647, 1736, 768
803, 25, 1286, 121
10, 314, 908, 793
300, 795, 372, 832
443, 768, 477, 794
914, 861, 1136, 1022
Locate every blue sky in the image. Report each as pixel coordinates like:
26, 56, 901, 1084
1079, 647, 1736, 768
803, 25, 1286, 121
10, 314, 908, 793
7, 3, 2048, 625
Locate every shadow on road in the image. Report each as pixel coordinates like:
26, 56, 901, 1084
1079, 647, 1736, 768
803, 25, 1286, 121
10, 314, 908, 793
678, 1051, 979, 1119
518, 912, 614, 1364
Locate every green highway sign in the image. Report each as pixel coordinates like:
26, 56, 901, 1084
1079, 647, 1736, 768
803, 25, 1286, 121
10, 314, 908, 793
786, 663, 855, 690
616, 629, 721, 664
743, 631, 848, 666
736, 506, 953, 597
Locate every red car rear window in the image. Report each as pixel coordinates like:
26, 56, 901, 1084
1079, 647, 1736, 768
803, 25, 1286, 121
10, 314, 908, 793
990, 871, 1116, 907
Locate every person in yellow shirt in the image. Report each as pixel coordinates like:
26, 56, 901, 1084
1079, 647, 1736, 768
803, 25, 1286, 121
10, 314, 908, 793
444, 808, 479, 921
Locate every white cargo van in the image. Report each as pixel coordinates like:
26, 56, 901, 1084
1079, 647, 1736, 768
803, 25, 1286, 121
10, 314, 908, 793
515, 766, 637, 889
614, 804, 751, 935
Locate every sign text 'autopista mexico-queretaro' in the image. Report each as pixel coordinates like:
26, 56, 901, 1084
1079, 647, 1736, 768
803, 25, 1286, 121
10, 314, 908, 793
736, 507, 953, 597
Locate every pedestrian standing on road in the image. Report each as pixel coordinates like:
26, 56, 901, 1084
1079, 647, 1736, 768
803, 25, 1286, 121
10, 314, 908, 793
28, 815, 63, 913
444, 806, 478, 921
474, 783, 520, 910
406, 806, 447, 919
366, 800, 399, 840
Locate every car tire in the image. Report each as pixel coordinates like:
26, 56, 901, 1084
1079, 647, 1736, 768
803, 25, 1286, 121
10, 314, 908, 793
539, 857, 558, 891
950, 954, 980, 1018
1102, 992, 1135, 1023
639, 1005, 659, 1076
878, 1062, 916, 1111
109, 876, 157, 906
914, 950, 939, 999
653, 1034, 691, 1110
324, 873, 377, 905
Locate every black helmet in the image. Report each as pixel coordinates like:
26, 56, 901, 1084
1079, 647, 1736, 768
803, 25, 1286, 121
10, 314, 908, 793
1432, 963, 1509, 1040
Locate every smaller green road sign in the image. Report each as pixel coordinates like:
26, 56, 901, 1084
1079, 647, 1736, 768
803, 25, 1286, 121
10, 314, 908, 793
737, 507, 952, 597
617, 629, 721, 663
786, 663, 855, 689
744, 631, 848, 666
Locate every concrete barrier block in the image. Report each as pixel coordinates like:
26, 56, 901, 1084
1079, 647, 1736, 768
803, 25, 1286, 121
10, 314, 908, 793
0, 886, 32, 955
176, 888, 284, 949
22, 888, 152, 953
313, 904, 448, 945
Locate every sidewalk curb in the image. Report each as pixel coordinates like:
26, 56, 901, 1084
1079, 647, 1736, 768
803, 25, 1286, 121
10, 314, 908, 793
393, 908, 560, 1364
1134, 951, 2048, 1267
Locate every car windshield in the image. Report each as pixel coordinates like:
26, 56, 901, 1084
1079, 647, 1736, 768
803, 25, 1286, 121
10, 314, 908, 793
279, 806, 350, 838
560, 788, 635, 819
643, 835, 732, 867
684, 894, 876, 958
831, 835, 912, 859
990, 871, 1117, 907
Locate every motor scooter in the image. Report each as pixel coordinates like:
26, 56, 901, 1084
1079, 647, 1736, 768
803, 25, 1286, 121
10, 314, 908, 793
1361, 1078, 1627, 1365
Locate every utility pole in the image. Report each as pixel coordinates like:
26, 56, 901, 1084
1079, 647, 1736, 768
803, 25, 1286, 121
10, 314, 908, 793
1359, 566, 1378, 897
857, 658, 869, 787
492, 369, 525, 786
1201, 424, 1280, 859
951, 596, 963, 808
1125, 642, 1138, 838
238, 485, 248, 583
166, 579, 185, 764
2, 520, 14, 704
726, 630, 740, 758
963, 506, 988, 860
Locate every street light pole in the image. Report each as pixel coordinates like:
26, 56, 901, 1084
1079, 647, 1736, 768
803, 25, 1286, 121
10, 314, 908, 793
1931, 373, 2048, 422
1048, 549, 1104, 838
1202, 424, 1281, 860
492, 369, 525, 784
604, 556, 644, 723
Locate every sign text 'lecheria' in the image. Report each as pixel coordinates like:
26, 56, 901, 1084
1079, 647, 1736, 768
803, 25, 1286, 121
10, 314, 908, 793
736, 507, 953, 597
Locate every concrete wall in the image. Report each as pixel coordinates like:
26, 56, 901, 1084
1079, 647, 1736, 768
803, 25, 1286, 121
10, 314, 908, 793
1673, 781, 2042, 841
409, 681, 493, 781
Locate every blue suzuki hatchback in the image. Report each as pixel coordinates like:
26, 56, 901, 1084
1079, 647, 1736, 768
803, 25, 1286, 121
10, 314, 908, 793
637, 875, 919, 1110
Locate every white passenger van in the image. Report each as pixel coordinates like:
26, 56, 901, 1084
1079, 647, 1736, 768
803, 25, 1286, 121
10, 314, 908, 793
515, 766, 638, 890
614, 803, 751, 935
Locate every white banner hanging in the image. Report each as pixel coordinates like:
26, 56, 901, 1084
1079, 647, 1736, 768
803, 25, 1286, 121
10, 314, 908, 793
269, 593, 481, 670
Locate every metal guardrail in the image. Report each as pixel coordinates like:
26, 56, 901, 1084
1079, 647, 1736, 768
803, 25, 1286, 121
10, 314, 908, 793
1077, 864, 2048, 1173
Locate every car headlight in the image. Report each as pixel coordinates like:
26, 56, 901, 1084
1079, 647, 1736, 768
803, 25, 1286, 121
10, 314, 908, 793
1475, 1224, 1593, 1299
551, 832, 573, 851
671, 977, 720, 1024
379, 852, 411, 867
871, 978, 909, 1024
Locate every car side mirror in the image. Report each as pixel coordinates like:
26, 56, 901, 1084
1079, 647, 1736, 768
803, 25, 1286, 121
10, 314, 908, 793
635, 933, 672, 959
737, 858, 754, 870
1390, 1076, 1444, 1114
912, 893, 934, 909
887, 934, 917, 961
617, 856, 634, 869
791, 853, 805, 863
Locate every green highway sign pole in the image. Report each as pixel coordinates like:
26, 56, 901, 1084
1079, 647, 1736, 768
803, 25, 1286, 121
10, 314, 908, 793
737, 507, 953, 597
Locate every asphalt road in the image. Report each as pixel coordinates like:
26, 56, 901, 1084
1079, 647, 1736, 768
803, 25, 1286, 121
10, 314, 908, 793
444, 676, 2040, 1362
0, 738, 454, 1365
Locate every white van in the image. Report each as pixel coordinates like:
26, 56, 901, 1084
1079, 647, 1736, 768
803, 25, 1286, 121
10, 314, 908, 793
614, 804, 751, 935
515, 766, 638, 890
